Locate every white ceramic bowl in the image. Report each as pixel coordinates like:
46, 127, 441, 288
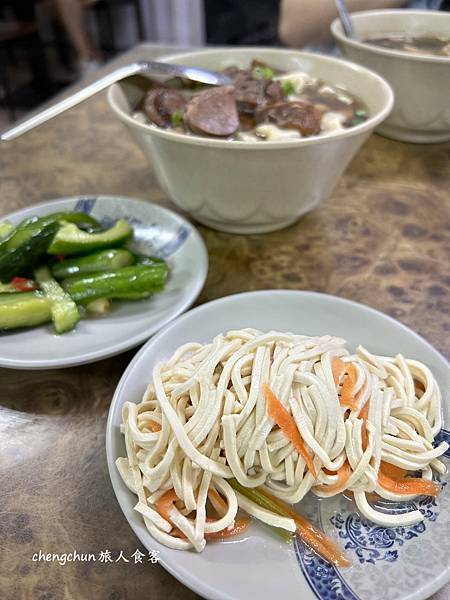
331, 10, 450, 144
108, 48, 393, 234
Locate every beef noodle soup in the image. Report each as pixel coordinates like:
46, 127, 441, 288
364, 34, 450, 58
132, 60, 369, 141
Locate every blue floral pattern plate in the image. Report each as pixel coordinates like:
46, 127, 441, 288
0, 196, 208, 369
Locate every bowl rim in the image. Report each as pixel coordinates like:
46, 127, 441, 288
331, 10, 450, 65
107, 46, 394, 150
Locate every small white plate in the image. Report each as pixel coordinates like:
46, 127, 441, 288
106, 290, 450, 600
0, 196, 208, 369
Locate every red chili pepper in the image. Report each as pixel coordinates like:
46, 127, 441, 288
11, 277, 39, 292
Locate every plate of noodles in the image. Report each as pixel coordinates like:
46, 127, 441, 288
106, 290, 450, 600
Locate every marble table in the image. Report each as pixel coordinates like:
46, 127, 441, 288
0, 44, 449, 600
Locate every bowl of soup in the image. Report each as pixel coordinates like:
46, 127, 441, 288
108, 48, 393, 234
331, 10, 450, 144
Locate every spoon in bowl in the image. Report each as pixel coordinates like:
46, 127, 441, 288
1, 60, 231, 142
334, 0, 358, 40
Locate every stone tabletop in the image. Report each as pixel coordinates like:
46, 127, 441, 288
0, 44, 449, 600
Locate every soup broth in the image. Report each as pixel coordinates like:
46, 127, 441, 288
364, 34, 450, 58
132, 60, 369, 141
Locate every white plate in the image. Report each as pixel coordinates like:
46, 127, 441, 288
106, 290, 450, 600
0, 196, 208, 369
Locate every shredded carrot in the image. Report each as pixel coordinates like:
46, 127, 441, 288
379, 461, 408, 479
378, 471, 440, 497
158, 489, 249, 542
315, 461, 352, 494
340, 363, 358, 409
205, 517, 250, 539
263, 384, 317, 479
171, 518, 250, 540
147, 420, 162, 432
208, 489, 228, 516
358, 402, 369, 451
358, 401, 369, 420
331, 357, 346, 386
170, 527, 186, 538
332, 359, 361, 410
415, 380, 425, 393
322, 467, 335, 476
262, 489, 350, 567
156, 489, 179, 522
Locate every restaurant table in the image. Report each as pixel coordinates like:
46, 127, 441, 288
0, 44, 449, 600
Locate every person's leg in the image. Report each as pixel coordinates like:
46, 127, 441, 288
47, 0, 101, 61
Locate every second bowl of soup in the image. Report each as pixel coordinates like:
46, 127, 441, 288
332, 10, 450, 144
108, 48, 392, 234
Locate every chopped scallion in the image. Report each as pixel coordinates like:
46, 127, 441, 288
253, 66, 274, 80
171, 110, 184, 127
282, 80, 296, 96
351, 117, 366, 126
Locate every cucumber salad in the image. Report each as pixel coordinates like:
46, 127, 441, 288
0, 211, 168, 334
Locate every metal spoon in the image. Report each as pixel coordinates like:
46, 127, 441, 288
335, 0, 357, 40
1, 60, 231, 142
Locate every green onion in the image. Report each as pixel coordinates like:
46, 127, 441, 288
228, 479, 349, 567
262, 523, 293, 544
282, 80, 296, 96
229, 478, 286, 516
228, 478, 292, 544
171, 110, 184, 127
252, 66, 274, 80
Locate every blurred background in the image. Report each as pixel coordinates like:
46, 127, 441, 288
1, 0, 449, 128
0, 0, 279, 127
